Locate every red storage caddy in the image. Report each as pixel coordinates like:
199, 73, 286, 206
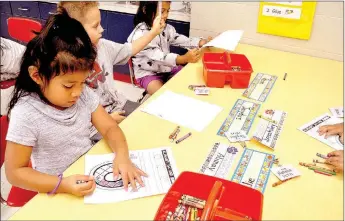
203, 52, 253, 89
154, 171, 263, 221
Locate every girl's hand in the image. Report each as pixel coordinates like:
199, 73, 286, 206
112, 154, 148, 191
318, 123, 344, 138
326, 150, 344, 173
60, 175, 96, 197
184, 48, 201, 63
151, 15, 165, 36
198, 36, 213, 47
110, 111, 126, 124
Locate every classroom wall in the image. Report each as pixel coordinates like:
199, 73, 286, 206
190, 2, 344, 61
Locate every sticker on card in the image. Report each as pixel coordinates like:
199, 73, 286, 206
271, 164, 301, 181
225, 130, 250, 143
329, 107, 343, 118
194, 87, 210, 95
200, 143, 239, 179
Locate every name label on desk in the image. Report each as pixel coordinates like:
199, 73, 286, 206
271, 164, 301, 181
262, 5, 302, 19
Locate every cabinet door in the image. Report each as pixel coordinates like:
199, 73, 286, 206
11, 1, 40, 19
0, 13, 11, 39
0, 1, 12, 14
166, 19, 190, 55
38, 2, 57, 20
107, 12, 135, 75
107, 11, 134, 43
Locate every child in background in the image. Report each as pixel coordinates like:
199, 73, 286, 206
58, 2, 164, 133
0, 38, 26, 115
127, 1, 211, 95
5, 10, 145, 197
318, 123, 344, 172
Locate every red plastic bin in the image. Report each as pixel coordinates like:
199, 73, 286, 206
154, 172, 263, 220
203, 52, 253, 89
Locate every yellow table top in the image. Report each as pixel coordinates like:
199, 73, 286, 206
10, 44, 343, 220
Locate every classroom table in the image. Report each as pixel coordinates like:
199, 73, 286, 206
9, 44, 343, 220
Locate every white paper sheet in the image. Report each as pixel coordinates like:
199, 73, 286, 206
200, 143, 239, 179
84, 147, 178, 204
202, 30, 243, 51
329, 107, 344, 118
252, 110, 287, 149
299, 114, 344, 150
141, 90, 223, 132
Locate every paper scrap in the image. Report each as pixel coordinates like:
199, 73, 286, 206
202, 30, 243, 51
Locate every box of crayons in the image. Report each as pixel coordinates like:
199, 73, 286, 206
154, 172, 263, 221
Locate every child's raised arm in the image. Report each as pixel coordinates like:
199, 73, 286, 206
5, 141, 95, 196
131, 15, 164, 56
91, 104, 147, 192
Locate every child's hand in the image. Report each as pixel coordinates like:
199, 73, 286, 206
60, 175, 96, 197
326, 150, 344, 172
110, 111, 126, 124
198, 36, 213, 47
112, 155, 148, 191
151, 15, 165, 35
184, 48, 201, 63
318, 123, 344, 138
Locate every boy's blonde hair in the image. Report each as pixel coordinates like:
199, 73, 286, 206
57, 2, 99, 22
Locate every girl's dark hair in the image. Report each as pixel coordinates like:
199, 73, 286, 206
7, 9, 96, 115
134, 1, 158, 28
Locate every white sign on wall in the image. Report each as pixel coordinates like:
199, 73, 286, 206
262, 5, 302, 19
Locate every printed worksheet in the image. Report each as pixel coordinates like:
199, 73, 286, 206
217, 99, 260, 137
200, 143, 239, 179
231, 148, 275, 193
252, 110, 288, 149
243, 73, 277, 102
141, 90, 223, 132
329, 107, 343, 118
299, 114, 343, 150
84, 147, 178, 204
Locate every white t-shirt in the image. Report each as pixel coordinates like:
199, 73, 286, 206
0, 37, 25, 81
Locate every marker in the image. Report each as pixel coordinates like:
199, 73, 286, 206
299, 162, 316, 167
76, 180, 88, 184
314, 170, 332, 176
169, 126, 180, 140
175, 132, 192, 144
316, 153, 328, 159
308, 166, 336, 175
272, 178, 293, 187
258, 114, 277, 124
188, 85, 206, 90
283, 73, 287, 80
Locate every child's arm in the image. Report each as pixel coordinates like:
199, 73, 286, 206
103, 16, 164, 66
167, 25, 202, 49
5, 142, 95, 196
131, 15, 164, 56
91, 104, 147, 191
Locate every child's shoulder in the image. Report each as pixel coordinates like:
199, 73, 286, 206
10, 95, 40, 121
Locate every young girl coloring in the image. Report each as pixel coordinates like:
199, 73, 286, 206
5, 11, 145, 197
